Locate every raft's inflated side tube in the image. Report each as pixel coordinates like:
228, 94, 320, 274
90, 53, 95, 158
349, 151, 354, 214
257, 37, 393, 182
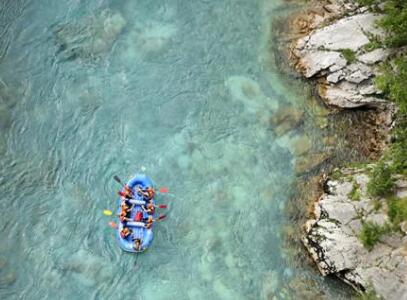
115, 174, 155, 253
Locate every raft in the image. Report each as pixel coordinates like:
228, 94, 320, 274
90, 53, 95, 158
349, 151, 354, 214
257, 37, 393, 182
116, 174, 155, 253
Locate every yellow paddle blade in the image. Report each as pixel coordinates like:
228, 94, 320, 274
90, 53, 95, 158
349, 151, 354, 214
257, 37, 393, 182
103, 209, 113, 216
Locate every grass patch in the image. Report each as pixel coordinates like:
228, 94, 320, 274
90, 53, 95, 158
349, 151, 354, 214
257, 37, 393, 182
349, 181, 361, 201
376, 57, 407, 176
367, 161, 394, 197
373, 199, 382, 211
387, 197, 407, 225
354, 288, 381, 300
331, 169, 343, 180
359, 221, 392, 250
341, 48, 357, 64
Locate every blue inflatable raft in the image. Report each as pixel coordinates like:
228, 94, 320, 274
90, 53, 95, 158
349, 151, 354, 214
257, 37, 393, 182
116, 174, 155, 253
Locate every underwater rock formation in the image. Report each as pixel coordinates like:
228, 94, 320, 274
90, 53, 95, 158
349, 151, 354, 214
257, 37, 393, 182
53, 9, 126, 61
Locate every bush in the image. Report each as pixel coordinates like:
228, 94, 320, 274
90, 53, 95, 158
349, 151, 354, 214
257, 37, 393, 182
387, 197, 407, 225
375, 57, 407, 175
341, 48, 357, 64
367, 161, 395, 196
359, 221, 391, 250
379, 0, 407, 47
354, 288, 381, 300
349, 182, 361, 201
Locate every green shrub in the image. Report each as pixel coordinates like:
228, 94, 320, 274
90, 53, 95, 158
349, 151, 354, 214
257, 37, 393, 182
379, 0, 407, 47
349, 182, 361, 201
359, 221, 391, 250
341, 48, 357, 64
354, 288, 381, 300
375, 57, 407, 175
367, 161, 395, 196
387, 197, 407, 225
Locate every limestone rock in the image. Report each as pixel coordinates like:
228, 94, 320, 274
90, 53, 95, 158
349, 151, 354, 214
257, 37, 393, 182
298, 51, 347, 78
298, 13, 383, 52
319, 81, 384, 108
303, 169, 407, 299
327, 70, 344, 83
358, 48, 392, 65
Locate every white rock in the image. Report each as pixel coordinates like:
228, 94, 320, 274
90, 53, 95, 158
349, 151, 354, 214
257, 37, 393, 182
360, 84, 377, 95
327, 70, 344, 83
303, 13, 383, 51
303, 170, 407, 300
345, 70, 370, 83
298, 51, 347, 78
321, 81, 384, 108
358, 48, 391, 65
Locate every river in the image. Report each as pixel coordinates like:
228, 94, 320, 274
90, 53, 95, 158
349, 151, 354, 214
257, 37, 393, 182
0, 0, 352, 299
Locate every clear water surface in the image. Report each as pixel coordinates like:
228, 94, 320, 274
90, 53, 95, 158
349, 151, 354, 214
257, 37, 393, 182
0, 0, 352, 299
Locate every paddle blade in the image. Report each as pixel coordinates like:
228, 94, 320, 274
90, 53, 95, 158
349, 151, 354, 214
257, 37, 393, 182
113, 175, 123, 185
159, 187, 169, 193
158, 215, 166, 221
158, 204, 167, 209
109, 221, 117, 229
103, 209, 113, 216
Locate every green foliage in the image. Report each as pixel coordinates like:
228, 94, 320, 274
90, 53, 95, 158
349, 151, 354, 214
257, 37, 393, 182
379, 0, 407, 47
349, 181, 361, 201
358, 0, 379, 5
354, 288, 381, 300
375, 57, 407, 175
367, 161, 395, 197
363, 40, 382, 52
341, 48, 357, 64
359, 221, 392, 250
387, 197, 407, 225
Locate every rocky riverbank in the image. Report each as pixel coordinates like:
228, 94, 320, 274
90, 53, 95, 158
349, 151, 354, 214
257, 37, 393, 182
281, 0, 407, 298
304, 169, 407, 299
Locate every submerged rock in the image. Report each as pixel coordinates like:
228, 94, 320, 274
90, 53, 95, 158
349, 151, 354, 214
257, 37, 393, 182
53, 9, 126, 60
294, 152, 330, 174
0, 272, 16, 288
269, 106, 303, 136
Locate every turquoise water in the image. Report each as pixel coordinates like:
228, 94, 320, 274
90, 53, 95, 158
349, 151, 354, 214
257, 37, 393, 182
0, 0, 352, 299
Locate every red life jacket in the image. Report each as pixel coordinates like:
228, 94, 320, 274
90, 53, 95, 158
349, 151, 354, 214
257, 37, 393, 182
134, 211, 143, 222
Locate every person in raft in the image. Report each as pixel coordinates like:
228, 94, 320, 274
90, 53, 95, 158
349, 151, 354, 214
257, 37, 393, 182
120, 227, 132, 239
121, 201, 134, 214
143, 216, 154, 229
137, 186, 155, 201
141, 202, 155, 215
119, 211, 132, 223
133, 238, 143, 251
118, 185, 134, 200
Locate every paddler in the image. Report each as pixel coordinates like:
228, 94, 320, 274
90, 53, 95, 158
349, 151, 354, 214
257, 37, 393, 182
133, 238, 143, 251
120, 227, 132, 239
141, 202, 155, 215
118, 185, 134, 200
137, 186, 155, 201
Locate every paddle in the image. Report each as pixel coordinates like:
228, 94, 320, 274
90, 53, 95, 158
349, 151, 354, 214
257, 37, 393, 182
113, 175, 169, 193
103, 209, 113, 216
156, 215, 166, 221
109, 221, 117, 229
